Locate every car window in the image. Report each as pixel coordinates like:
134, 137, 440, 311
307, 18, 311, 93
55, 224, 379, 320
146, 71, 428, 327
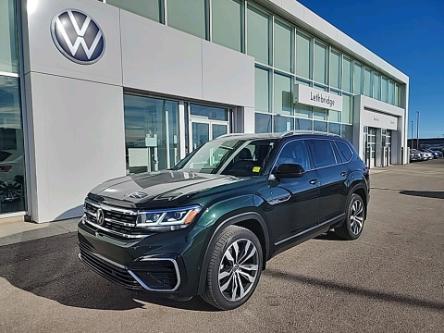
308, 140, 337, 168
275, 140, 310, 171
335, 141, 353, 162
221, 140, 275, 177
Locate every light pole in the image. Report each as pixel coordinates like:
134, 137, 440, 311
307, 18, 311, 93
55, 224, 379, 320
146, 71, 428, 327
416, 111, 420, 149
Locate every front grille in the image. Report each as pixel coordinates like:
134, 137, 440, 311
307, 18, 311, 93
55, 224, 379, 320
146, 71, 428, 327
79, 245, 141, 289
83, 199, 150, 239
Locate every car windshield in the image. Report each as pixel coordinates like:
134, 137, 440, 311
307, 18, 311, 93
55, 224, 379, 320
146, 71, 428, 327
174, 138, 276, 176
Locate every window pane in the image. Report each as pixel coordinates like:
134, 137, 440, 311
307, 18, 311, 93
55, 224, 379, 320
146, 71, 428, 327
295, 103, 312, 118
212, 0, 242, 51
273, 73, 292, 115
190, 104, 228, 120
395, 83, 400, 107
107, 0, 161, 21
255, 113, 272, 133
372, 72, 381, 100
276, 141, 310, 171
329, 123, 341, 135
329, 50, 340, 89
295, 118, 312, 132
274, 115, 293, 132
342, 94, 352, 124
342, 57, 352, 92
124, 95, 180, 173
313, 42, 327, 84
328, 110, 340, 122
313, 107, 327, 121
308, 140, 336, 168
381, 76, 388, 102
341, 124, 353, 141
363, 68, 371, 97
212, 124, 227, 139
296, 32, 310, 79
247, 6, 270, 64
255, 67, 269, 112
0, 76, 26, 213
388, 80, 395, 105
353, 62, 362, 94
314, 121, 327, 133
168, 0, 206, 39
0, 0, 18, 73
274, 21, 292, 72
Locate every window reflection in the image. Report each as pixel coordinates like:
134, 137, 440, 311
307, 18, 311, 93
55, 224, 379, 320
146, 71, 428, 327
124, 95, 180, 174
0, 76, 25, 213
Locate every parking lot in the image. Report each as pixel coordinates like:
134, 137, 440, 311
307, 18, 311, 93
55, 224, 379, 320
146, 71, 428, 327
0, 160, 443, 333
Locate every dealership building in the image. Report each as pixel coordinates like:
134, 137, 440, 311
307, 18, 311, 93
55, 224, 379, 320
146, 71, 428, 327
0, 0, 409, 223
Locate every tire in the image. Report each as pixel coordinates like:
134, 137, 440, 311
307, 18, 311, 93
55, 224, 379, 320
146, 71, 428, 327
335, 193, 366, 240
201, 225, 263, 310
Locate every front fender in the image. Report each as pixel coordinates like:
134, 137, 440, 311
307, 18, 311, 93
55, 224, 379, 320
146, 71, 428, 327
193, 194, 270, 295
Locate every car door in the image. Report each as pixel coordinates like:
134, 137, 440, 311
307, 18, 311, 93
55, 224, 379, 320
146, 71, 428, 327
259, 139, 320, 246
307, 139, 348, 223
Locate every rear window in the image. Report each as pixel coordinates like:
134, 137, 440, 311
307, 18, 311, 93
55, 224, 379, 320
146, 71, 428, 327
336, 141, 353, 162
308, 140, 337, 168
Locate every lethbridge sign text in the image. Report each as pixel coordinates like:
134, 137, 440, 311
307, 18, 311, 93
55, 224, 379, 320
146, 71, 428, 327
295, 84, 343, 112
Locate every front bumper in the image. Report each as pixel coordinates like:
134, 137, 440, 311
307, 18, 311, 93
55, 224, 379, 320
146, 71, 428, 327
78, 217, 207, 296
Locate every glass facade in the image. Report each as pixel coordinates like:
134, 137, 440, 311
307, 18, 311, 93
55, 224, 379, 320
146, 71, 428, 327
103, 0, 405, 143
0, 0, 19, 73
212, 0, 242, 52
247, 5, 270, 65
124, 95, 180, 174
0, 0, 26, 215
104, 0, 405, 111
167, 0, 207, 39
296, 32, 310, 79
274, 20, 292, 72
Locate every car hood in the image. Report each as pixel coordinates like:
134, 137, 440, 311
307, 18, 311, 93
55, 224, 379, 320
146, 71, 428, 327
89, 170, 247, 208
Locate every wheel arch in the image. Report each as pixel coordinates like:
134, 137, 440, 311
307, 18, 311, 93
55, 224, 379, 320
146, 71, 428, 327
197, 211, 270, 295
348, 182, 369, 218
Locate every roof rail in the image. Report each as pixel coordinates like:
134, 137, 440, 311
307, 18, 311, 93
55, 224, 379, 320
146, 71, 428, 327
217, 133, 246, 138
280, 131, 340, 138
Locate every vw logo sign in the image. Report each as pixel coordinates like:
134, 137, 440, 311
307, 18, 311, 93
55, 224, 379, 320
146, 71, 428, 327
51, 9, 105, 65
96, 208, 105, 226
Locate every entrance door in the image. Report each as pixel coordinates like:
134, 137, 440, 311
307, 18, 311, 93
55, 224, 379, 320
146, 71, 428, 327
366, 127, 377, 168
189, 104, 230, 151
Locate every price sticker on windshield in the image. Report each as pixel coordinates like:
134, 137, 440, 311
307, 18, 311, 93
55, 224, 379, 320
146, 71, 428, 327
252, 166, 261, 173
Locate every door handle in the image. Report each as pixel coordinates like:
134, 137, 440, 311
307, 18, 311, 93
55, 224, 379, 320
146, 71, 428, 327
309, 179, 318, 185
340, 171, 347, 177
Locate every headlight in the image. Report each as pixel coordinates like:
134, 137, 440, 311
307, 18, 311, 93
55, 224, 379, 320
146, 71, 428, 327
136, 205, 201, 231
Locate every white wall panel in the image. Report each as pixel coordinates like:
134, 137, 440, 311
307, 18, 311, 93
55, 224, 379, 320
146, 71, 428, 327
25, 72, 126, 222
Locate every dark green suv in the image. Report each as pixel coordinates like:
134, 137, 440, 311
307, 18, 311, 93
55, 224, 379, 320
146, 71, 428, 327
78, 133, 369, 310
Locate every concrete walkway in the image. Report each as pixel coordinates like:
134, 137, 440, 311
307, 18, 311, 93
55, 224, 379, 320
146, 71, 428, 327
0, 218, 79, 246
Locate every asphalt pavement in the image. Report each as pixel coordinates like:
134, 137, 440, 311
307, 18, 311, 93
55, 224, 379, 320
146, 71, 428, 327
0, 159, 443, 333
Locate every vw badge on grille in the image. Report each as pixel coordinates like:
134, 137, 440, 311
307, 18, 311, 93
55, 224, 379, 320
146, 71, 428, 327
128, 191, 148, 199
96, 208, 105, 226
51, 9, 105, 64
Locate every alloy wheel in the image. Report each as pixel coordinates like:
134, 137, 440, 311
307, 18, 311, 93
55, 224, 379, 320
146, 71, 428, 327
350, 199, 364, 235
218, 239, 259, 302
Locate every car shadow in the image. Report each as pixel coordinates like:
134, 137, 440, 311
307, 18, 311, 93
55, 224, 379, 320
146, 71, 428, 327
263, 269, 444, 311
400, 190, 444, 199
0, 232, 216, 312
314, 232, 343, 241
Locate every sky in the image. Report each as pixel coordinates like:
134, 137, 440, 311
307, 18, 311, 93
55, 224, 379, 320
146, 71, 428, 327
297, 0, 444, 138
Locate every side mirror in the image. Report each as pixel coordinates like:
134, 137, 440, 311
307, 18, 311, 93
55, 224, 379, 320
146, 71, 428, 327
274, 163, 305, 178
